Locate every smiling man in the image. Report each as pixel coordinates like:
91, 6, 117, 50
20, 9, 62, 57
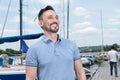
26, 5, 86, 80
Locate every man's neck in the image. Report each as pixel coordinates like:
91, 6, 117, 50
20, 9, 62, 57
44, 32, 58, 43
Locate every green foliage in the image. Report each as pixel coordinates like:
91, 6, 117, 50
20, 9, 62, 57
0, 49, 5, 55
79, 43, 120, 53
6, 48, 21, 54
0, 49, 21, 56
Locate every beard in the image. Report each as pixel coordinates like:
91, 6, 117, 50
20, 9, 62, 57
49, 27, 59, 33
43, 23, 59, 33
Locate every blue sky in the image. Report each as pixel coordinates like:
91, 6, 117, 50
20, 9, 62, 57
0, 0, 120, 50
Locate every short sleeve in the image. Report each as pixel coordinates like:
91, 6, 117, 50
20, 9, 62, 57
25, 46, 38, 67
72, 42, 80, 61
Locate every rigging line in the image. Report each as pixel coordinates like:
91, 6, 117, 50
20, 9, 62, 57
63, 0, 65, 38
61, 0, 65, 38
1, 0, 12, 37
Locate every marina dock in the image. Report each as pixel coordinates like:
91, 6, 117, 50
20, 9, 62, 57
90, 61, 120, 80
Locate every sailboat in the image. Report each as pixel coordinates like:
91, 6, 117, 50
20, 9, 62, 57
0, 0, 43, 80
99, 9, 105, 57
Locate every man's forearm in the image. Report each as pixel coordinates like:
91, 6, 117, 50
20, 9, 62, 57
74, 59, 87, 80
26, 66, 37, 80
76, 67, 86, 80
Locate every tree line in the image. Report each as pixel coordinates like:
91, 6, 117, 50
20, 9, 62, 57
79, 43, 120, 53
0, 43, 120, 56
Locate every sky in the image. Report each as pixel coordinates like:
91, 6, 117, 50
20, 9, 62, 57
0, 0, 120, 50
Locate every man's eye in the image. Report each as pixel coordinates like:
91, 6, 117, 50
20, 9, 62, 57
48, 16, 53, 19
56, 16, 59, 20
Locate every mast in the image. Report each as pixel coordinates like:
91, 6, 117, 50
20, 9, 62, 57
20, 0, 23, 64
67, 0, 70, 39
99, 9, 105, 55
100, 9, 104, 50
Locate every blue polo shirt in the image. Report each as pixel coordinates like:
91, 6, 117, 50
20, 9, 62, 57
26, 35, 80, 80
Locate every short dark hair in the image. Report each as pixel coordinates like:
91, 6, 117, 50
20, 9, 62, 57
38, 5, 54, 21
111, 46, 115, 49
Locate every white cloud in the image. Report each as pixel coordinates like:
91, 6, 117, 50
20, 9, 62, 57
69, 21, 100, 47
4, 29, 18, 33
0, 6, 8, 11
80, 27, 98, 33
23, 16, 35, 25
23, 29, 37, 34
0, 5, 18, 14
0, 24, 2, 28
76, 21, 92, 27
40, 0, 60, 5
103, 28, 120, 45
73, 7, 90, 18
73, 21, 93, 30
70, 26, 98, 35
27, 8, 39, 15
0, 24, 2, 34
11, 16, 36, 25
104, 28, 120, 38
108, 18, 120, 25
115, 9, 120, 13
70, 21, 98, 35
69, 26, 100, 47
2, 29, 19, 37
11, 16, 19, 23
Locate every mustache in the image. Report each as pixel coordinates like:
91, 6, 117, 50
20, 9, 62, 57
50, 22, 58, 26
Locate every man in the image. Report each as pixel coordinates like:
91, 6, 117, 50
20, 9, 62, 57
108, 46, 118, 77
26, 5, 86, 80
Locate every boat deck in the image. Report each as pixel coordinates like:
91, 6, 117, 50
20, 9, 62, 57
0, 65, 25, 74
90, 61, 120, 80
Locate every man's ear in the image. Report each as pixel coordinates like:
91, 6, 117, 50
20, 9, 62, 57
38, 20, 43, 26
38, 21, 43, 28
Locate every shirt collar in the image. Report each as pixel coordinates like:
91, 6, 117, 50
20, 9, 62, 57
41, 35, 61, 43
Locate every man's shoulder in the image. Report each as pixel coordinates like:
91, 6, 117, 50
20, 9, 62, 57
60, 38, 78, 48
108, 50, 112, 54
61, 38, 75, 44
29, 36, 44, 48
108, 50, 117, 54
